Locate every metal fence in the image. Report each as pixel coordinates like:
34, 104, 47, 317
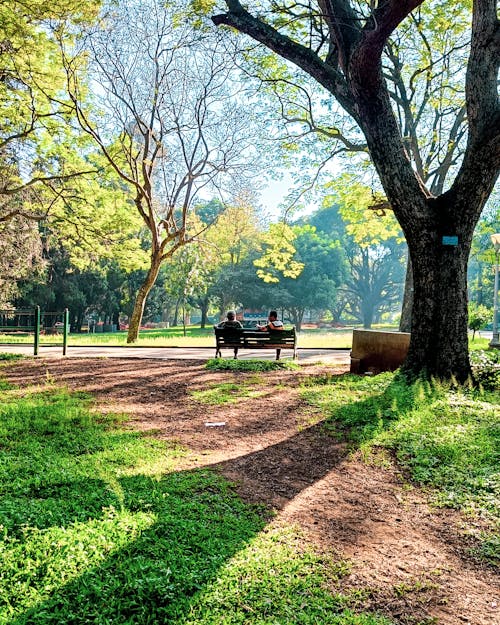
0, 307, 70, 355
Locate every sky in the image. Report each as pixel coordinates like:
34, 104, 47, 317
258, 171, 318, 222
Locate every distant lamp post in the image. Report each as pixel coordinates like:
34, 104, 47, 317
490, 233, 500, 348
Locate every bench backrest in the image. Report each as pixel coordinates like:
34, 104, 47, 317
214, 327, 245, 345
215, 326, 296, 346
264, 328, 296, 344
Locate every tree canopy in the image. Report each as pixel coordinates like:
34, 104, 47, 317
0, 0, 99, 225
210, 0, 500, 381
62, 0, 263, 342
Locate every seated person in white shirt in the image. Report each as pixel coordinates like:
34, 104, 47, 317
257, 310, 284, 332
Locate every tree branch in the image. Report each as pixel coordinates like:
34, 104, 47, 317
349, 0, 424, 96
212, 0, 357, 120
448, 0, 500, 216
465, 0, 500, 146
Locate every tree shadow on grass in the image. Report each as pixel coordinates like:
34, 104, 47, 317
1, 376, 433, 625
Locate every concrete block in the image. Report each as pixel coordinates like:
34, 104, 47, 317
350, 329, 410, 374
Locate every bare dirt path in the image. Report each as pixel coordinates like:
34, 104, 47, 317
3, 357, 498, 625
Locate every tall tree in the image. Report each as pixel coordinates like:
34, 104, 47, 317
211, 0, 500, 381
341, 241, 405, 328
468, 200, 500, 307
0, 216, 44, 307
304, 195, 405, 328
191, 194, 263, 323
62, 0, 260, 342
0, 1, 99, 225
253, 224, 344, 329
214, 3, 475, 332
328, 177, 406, 327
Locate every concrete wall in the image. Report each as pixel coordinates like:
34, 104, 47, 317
350, 329, 410, 374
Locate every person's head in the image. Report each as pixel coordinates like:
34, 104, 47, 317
226, 310, 236, 321
268, 310, 278, 321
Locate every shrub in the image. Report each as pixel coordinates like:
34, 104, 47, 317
470, 349, 500, 389
0, 353, 24, 361
468, 302, 492, 339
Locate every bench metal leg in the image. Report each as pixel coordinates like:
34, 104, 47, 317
233, 348, 239, 359
276, 348, 281, 360
215, 348, 221, 358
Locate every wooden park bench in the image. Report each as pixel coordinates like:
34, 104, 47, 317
214, 327, 298, 360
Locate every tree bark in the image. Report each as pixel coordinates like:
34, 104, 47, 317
403, 215, 471, 380
173, 298, 181, 327
399, 256, 413, 333
127, 254, 162, 343
200, 298, 209, 328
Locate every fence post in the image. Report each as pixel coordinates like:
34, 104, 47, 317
63, 308, 69, 356
34, 306, 40, 356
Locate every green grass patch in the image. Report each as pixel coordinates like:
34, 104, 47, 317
190, 381, 265, 405
0, 326, 355, 348
206, 358, 299, 372
0, 352, 24, 361
0, 376, 392, 625
181, 525, 390, 625
1, 326, 493, 353
300, 373, 500, 566
468, 336, 494, 351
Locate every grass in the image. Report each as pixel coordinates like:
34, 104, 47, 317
206, 358, 300, 372
468, 336, 493, 351
180, 524, 386, 625
0, 326, 354, 349
1, 355, 497, 623
2, 325, 494, 352
0, 371, 392, 625
300, 372, 500, 566
190, 380, 266, 405
0, 352, 24, 361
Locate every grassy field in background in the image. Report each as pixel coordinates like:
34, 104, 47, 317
0, 326, 356, 348
0, 325, 494, 351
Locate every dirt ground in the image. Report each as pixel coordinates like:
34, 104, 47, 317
3, 357, 499, 625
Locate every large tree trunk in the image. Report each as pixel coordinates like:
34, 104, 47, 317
353, 76, 486, 381
361, 300, 373, 329
127, 256, 162, 343
403, 223, 471, 380
200, 309, 208, 328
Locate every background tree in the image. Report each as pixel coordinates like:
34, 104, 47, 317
467, 200, 500, 309
211, 0, 500, 381
468, 302, 491, 340
205, 194, 264, 318
303, 185, 405, 328
15, 245, 128, 331
63, 0, 261, 342
0, 1, 99, 225
255, 225, 344, 330
327, 177, 405, 328
341, 240, 405, 328
0, 217, 44, 307
1, 1, 147, 312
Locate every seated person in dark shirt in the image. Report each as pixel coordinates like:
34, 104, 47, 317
216, 310, 243, 329
257, 310, 284, 331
